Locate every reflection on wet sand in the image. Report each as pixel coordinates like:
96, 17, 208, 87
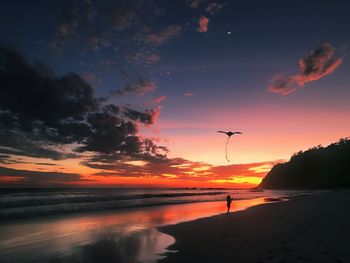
0, 198, 269, 263
46, 228, 174, 263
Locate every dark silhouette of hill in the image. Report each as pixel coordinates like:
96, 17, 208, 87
259, 138, 350, 189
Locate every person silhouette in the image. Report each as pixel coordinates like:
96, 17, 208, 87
226, 194, 233, 213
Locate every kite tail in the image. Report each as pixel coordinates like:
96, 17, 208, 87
225, 136, 230, 162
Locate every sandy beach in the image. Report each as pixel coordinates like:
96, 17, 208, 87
159, 191, 350, 263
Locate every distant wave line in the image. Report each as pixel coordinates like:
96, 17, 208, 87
0, 191, 227, 209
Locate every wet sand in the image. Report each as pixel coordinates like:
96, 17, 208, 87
0, 198, 270, 263
159, 190, 350, 263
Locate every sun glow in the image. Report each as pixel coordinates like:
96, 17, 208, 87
249, 164, 274, 173
211, 176, 263, 185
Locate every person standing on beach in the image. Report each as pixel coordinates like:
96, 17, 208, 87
226, 195, 233, 213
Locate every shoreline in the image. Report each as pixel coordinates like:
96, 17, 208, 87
0, 197, 276, 263
158, 190, 350, 263
0, 196, 277, 225
2, 188, 308, 221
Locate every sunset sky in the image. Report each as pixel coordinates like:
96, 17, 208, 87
1, 0, 350, 188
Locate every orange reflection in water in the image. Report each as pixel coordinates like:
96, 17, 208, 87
138, 197, 268, 225
0, 198, 269, 263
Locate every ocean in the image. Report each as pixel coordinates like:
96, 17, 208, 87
0, 188, 315, 220
0, 188, 322, 263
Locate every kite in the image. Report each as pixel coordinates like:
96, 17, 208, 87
217, 131, 242, 162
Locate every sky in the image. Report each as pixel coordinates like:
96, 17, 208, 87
0, 0, 350, 188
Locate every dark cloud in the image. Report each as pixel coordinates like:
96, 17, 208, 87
0, 46, 165, 161
0, 47, 98, 127
34, 163, 57, 166
268, 43, 343, 95
0, 155, 16, 164
0, 166, 84, 187
83, 138, 169, 169
123, 107, 160, 125
0, 131, 79, 160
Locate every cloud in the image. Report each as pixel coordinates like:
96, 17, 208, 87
187, 0, 214, 9
56, 0, 96, 41
144, 25, 182, 47
294, 43, 343, 86
184, 92, 195, 97
153, 96, 167, 104
206, 2, 226, 15
109, 7, 137, 31
123, 107, 160, 126
208, 161, 278, 178
188, 0, 200, 8
82, 73, 102, 87
0, 154, 30, 165
0, 166, 84, 187
52, 1, 183, 67
0, 46, 164, 161
0, 47, 98, 125
124, 49, 161, 65
126, 25, 181, 65
197, 16, 209, 32
267, 73, 297, 95
0, 133, 78, 160
85, 152, 278, 186
111, 78, 156, 96
35, 163, 57, 166
87, 156, 207, 179
268, 43, 343, 95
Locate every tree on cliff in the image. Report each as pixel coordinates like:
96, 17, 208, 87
259, 138, 350, 189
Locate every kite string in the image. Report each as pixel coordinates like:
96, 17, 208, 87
225, 136, 230, 162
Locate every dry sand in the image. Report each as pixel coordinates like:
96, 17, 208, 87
159, 190, 350, 263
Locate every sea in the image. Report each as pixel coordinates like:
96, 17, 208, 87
0, 188, 315, 220
0, 188, 323, 263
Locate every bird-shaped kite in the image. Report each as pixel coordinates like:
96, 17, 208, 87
217, 131, 242, 162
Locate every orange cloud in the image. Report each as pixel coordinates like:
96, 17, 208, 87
208, 161, 278, 179
268, 73, 297, 95
198, 16, 209, 32
153, 95, 167, 104
295, 43, 342, 86
268, 43, 342, 95
82, 158, 280, 188
148, 107, 161, 124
